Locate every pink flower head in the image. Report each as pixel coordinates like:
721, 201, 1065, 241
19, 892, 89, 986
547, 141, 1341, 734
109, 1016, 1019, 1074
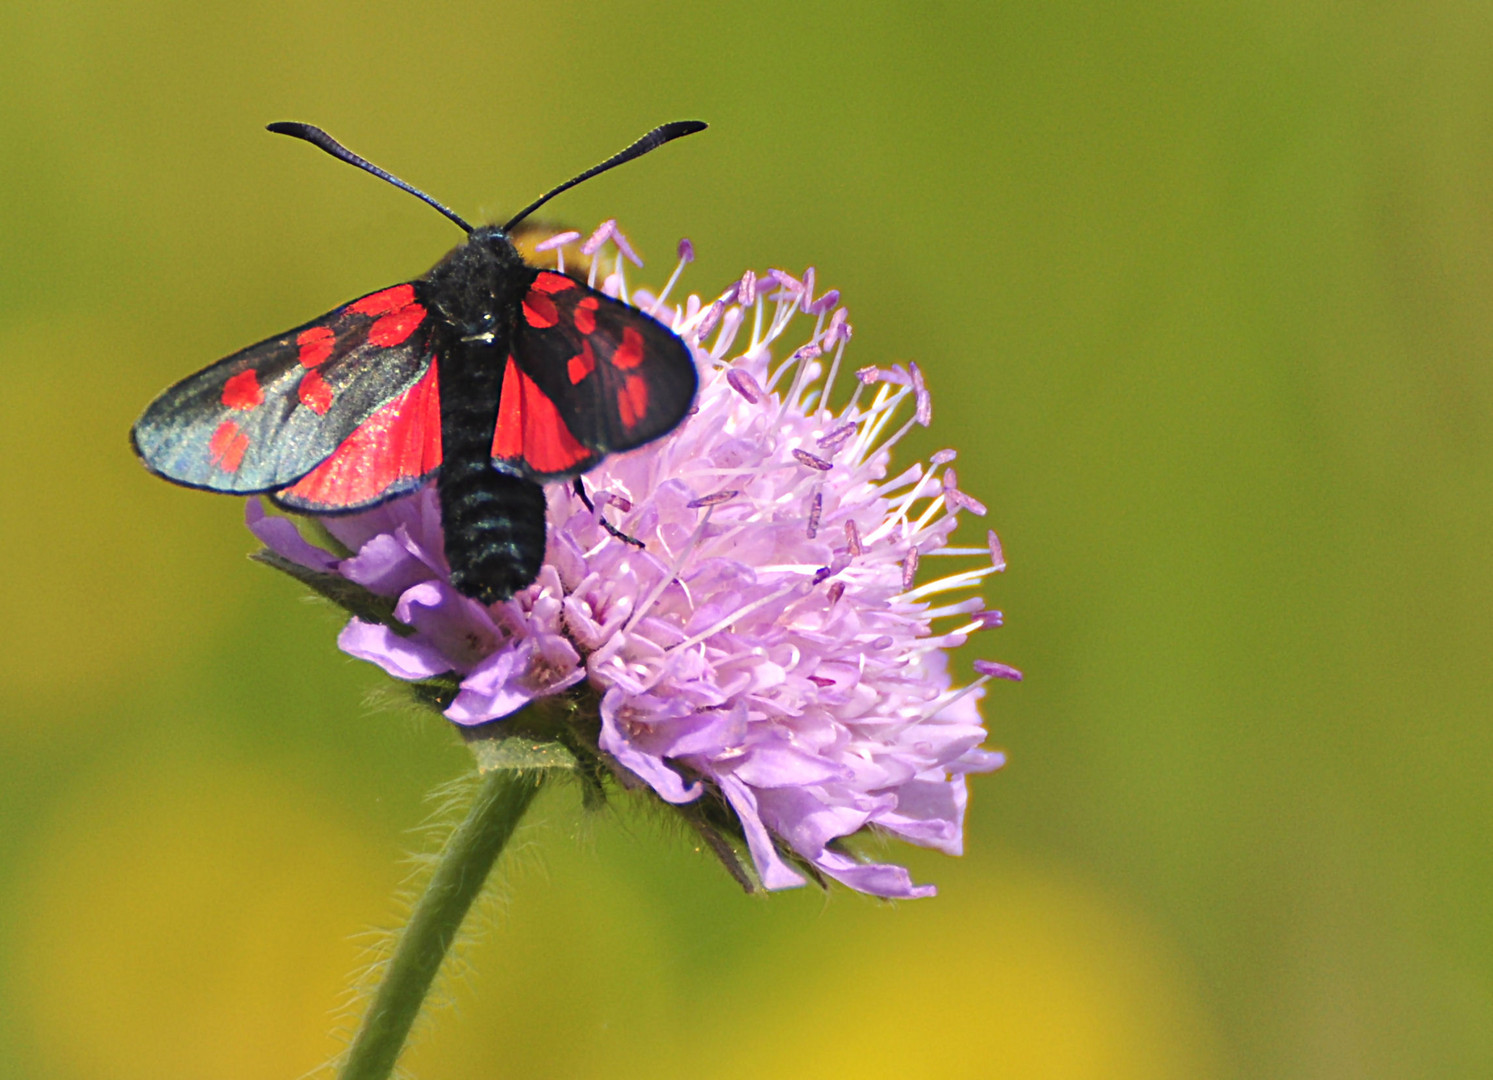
251, 225, 1018, 898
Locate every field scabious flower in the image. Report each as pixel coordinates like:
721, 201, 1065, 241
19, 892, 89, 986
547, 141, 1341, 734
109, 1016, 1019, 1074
251, 225, 1018, 898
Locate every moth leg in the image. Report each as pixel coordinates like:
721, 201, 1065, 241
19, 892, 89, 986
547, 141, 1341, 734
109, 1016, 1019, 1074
573, 477, 645, 548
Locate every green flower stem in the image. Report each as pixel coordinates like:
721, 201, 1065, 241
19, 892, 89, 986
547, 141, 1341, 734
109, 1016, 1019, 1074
340, 768, 543, 1080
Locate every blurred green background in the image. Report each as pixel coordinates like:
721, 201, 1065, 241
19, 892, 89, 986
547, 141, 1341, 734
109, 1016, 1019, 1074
3, 2, 1491, 1077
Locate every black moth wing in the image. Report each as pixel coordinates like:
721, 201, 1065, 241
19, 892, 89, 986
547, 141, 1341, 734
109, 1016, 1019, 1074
497, 270, 698, 482
131, 283, 435, 495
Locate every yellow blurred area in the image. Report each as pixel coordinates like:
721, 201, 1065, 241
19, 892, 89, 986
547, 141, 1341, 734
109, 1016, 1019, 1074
14, 762, 392, 1079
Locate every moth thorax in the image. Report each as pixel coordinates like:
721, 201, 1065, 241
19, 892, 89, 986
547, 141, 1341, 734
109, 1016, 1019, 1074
425, 227, 530, 340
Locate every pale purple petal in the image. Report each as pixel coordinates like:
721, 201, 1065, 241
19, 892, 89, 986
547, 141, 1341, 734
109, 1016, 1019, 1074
337, 619, 451, 681
245, 499, 338, 572
341, 532, 434, 597
814, 849, 936, 899
599, 690, 703, 803
730, 742, 849, 788
721, 775, 808, 890
445, 649, 535, 725
876, 777, 967, 854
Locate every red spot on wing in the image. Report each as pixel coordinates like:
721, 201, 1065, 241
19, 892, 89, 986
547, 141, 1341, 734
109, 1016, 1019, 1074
574, 296, 599, 335
523, 291, 558, 328
612, 326, 645, 370
532, 272, 576, 295
209, 420, 249, 472
348, 284, 416, 316
298, 369, 334, 414
297, 326, 335, 367
368, 303, 426, 346
568, 341, 596, 385
492, 356, 592, 474
221, 369, 263, 411
280, 364, 442, 508
618, 374, 649, 430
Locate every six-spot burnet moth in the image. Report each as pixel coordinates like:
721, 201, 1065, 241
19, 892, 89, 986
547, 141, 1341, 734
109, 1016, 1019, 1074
132, 120, 706, 604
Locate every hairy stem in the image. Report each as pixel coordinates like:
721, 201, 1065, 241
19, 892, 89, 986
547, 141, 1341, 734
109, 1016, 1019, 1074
340, 769, 543, 1080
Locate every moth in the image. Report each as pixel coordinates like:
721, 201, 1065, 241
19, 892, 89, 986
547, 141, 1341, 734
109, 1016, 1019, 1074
133, 121, 705, 603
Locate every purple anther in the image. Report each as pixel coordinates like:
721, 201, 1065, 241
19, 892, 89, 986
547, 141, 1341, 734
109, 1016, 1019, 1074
610, 226, 643, 267
605, 492, 634, 513
974, 660, 1023, 682
695, 299, 727, 341
809, 289, 840, 316
687, 489, 740, 509
535, 230, 581, 252
811, 566, 832, 585
727, 368, 762, 403
827, 581, 845, 605
677, 237, 695, 263
801, 267, 817, 311
808, 674, 835, 687
806, 491, 823, 538
581, 219, 616, 257
987, 529, 1006, 572
824, 308, 852, 346
792, 342, 822, 363
974, 609, 1004, 629
768, 268, 803, 297
792, 449, 833, 471
869, 635, 894, 651
738, 269, 757, 307
901, 548, 920, 590
817, 422, 858, 451
910, 361, 932, 426
931, 448, 957, 465
845, 519, 863, 556
856, 365, 881, 385
942, 467, 959, 494
955, 492, 988, 517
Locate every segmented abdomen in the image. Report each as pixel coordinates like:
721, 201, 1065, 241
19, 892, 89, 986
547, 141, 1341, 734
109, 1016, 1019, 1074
439, 458, 547, 605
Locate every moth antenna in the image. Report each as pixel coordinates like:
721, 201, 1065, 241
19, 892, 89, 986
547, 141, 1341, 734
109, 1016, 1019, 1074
502, 120, 707, 232
267, 121, 474, 234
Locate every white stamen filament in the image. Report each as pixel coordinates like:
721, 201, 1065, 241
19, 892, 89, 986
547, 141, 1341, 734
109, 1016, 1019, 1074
648, 252, 690, 319
671, 582, 801, 653
893, 564, 1000, 602
922, 598, 988, 620
951, 619, 994, 637
817, 339, 849, 417
910, 493, 948, 536
850, 386, 910, 462
624, 506, 715, 632
917, 674, 992, 720
711, 307, 745, 359
866, 466, 938, 545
